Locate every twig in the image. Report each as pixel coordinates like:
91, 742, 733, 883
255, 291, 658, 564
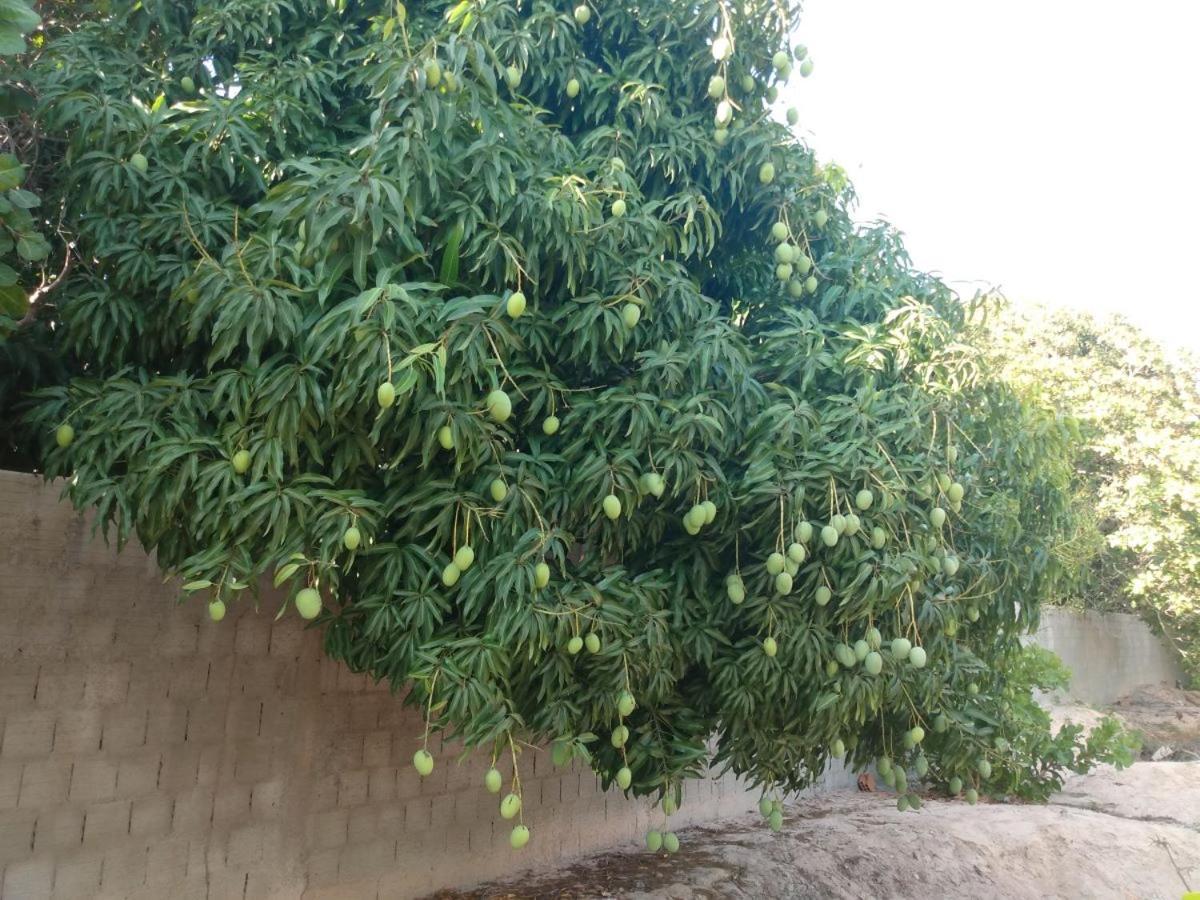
18, 241, 72, 327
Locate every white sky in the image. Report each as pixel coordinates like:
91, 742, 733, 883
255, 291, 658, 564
784, 0, 1200, 351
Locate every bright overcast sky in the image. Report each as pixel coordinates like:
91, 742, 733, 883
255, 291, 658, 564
784, 0, 1200, 352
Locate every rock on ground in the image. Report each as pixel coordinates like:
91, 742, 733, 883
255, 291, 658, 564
438, 762, 1200, 900
1110, 685, 1200, 759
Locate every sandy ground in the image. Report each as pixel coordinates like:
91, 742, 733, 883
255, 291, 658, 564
439, 689, 1200, 900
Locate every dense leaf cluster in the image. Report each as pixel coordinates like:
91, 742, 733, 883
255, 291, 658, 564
10, 0, 1130, 835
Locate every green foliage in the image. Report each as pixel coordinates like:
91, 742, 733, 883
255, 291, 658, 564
12, 0, 1132, 830
0, 0, 37, 56
959, 645, 1138, 802
990, 304, 1200, 685
0, 0, 77, 469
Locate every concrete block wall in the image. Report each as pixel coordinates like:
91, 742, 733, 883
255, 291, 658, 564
1033, 607, 1184, 705
0, 471, 795, 898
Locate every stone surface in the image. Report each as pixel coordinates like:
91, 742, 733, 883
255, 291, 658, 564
446, 761, 1200, 900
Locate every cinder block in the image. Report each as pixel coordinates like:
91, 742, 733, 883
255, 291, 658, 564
337, 837, 396, 878
169, 787, 213, 835
1, 710, 56, 759
144, 702, 189, 746
16, 614, 70, 660
430, 795, 454, 829
211, 783, 252, 828
116, 753, 161, 798
159, 616, 199, 657
336, 770, 368, 808
101, 708, 148, 753
367, 768, 396, 803
316, 658, 344, 694
0, 663, 38, 713
82, 798, 131, 847
225, 822, 265, 866
2, 854, 54, 899
81, 662, 131, 707
33, 806, 84, 852
395, 766, 421, 801
69, 759, 117, 804
307, 809, 349, 850
68, 617, 116, 655
232, 740, 272, 784
234, 616, 271, 657
0, 761, 21, 809
184, 700, 226, 744
111, 613, 161, 655
266, 621, 305, 657
375, 804, 404, 837
156, 747, 199, 792
100, 843, 148, 893
390, 833, 436, 895
129, 793, 173, 838
304, 847, 341, 888
0, 809, 36, 864
452, 789, 482, 823
260, 699, 302, 739
164, 661, 210, 702
310, 774, 339, 811
51, 708, 102, 756
362, 731, 391, 768
194, 743, 223, 787
329, 733, 363, 768
52, 851, 104, 899
346, 808, 382, 846
445, 756, 476, 792
404, 797, 432, 832
347, 696, 380, 732
224, 697, 264, 739
249, 779, 284, 817
144, 836, 189, 886
18, 760, 71, 808
33, 667, 85, 708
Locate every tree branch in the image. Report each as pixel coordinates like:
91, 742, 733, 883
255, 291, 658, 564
18, 238, 71, 328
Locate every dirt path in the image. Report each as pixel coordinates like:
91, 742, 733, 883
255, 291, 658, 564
438, 762, 1200, 900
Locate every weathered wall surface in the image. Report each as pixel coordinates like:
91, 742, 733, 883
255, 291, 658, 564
0, 471, 859, 899
1033, 606, 1184, 706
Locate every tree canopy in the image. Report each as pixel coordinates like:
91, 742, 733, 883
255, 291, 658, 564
990, 303, 1199, 686
4, 0, 1132, 849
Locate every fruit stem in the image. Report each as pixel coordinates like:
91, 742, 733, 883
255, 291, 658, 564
948, 418, 986, 458
381, 331, 394, 380
507, 732, 523, 823
422, 668, 441, 751
777, 495, 785, 552
906, 585, 922, 644
899, 684, 928, 728
483, 320, 528, 400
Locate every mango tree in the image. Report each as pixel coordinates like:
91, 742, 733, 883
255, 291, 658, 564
19, 0, 1132, 852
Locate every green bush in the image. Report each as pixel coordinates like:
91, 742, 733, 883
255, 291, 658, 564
9, 1, 1132, 848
